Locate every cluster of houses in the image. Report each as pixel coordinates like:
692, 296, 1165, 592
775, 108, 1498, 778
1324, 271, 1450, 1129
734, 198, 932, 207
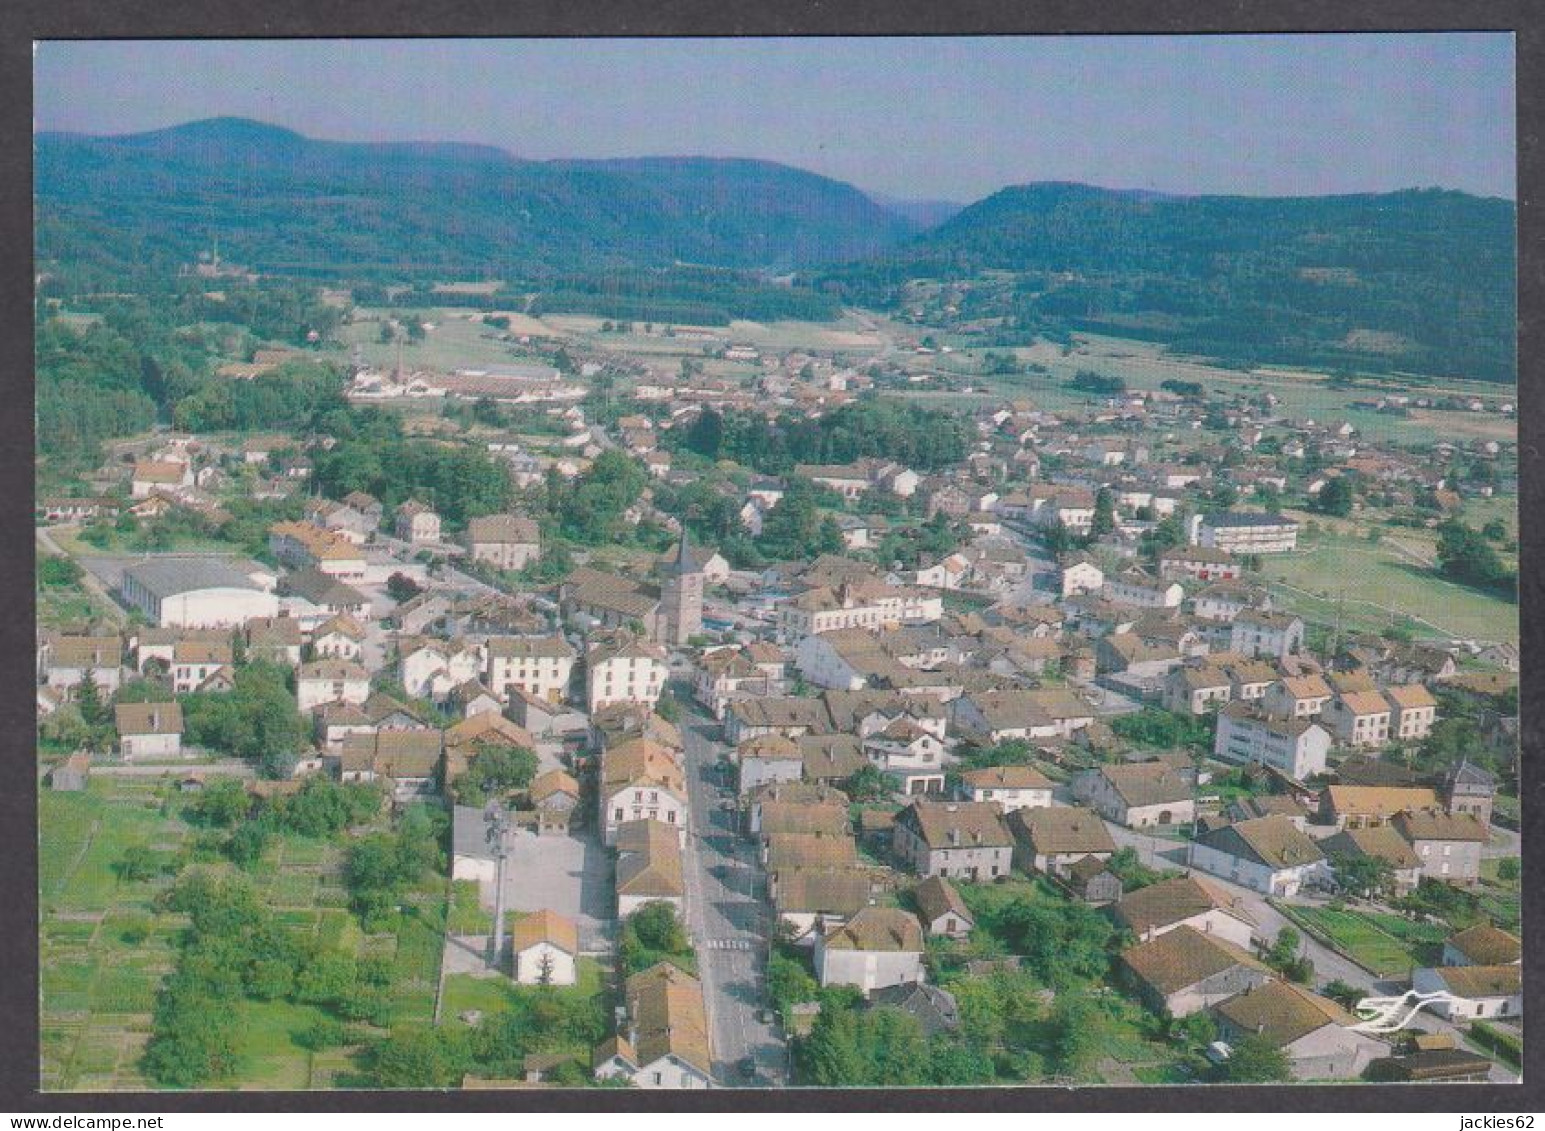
35, 331, 1520, 1089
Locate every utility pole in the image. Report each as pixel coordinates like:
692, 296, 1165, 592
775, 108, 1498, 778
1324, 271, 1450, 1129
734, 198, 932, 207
485, 800, 512, 971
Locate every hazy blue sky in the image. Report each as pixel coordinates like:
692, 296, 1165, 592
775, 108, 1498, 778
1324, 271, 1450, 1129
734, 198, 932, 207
34, 35, 1515, 202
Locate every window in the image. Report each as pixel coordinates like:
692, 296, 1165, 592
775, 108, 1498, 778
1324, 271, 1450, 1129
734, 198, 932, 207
667, 811, 677, 824
614, 808, 623, 821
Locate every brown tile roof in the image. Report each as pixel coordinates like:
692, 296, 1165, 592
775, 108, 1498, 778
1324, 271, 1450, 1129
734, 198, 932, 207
601, 740, 685, 796
298, 659, 368, 682
1446, 925, 1521, 966
466, 513, 540, 545
1112, 875, 1255, 935
766, 832, 860, 871
615, 819, 685, 898
246, 616, 303, 645
173, 640, 234, 664
50, 636, 124, 668
487, 634, 575, 660
530, 769, 581, 804
1278, 674, 1332, 699
1121, 925, 1269, 995
1430, 964, 1521, 999
315, 614, 366, 639
774, 867, 872, 916
444, 712, 536, 752
748, 781, 850, 808
1094, 762, 1192, 809
1337, 690, 1393, 716
624, 962, 712, 1076
114, 701, 182, 736
1328, 669, 1379, 694
961, 765, 1053, 791
912, 875, 972, 926
510, 909, 579, 955
340, 729, 443, 777
1197, 815, 1324, 870
1320, 825, 1420, 870
799, 735, 866, 780
1008, 805, 1116, 856
1384, 683, 1437, 710
898, 801, 1014, 850
758, 801, 851, 839
1324, 785, 1439, 819
1393, 808, 1489, 843
1213, 981, 1357, 1047
737, 733, 801, 762
821, 907, 924, 952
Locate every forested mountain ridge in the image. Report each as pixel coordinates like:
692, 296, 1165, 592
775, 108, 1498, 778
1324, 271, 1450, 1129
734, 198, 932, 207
35, 120, 1517, 381
814, 181, 1517, 382
34, 118, 914, 283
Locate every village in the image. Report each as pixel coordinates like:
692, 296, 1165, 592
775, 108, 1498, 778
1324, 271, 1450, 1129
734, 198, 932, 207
33, 304, 1522, 1092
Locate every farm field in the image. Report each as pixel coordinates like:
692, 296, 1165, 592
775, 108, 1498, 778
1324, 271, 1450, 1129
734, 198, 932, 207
336, 308, 560, 374
928, 332, 1514, 448
40, 777, 449, 1091
1274, 905, 1447, 977
1256, 527, 1517, 644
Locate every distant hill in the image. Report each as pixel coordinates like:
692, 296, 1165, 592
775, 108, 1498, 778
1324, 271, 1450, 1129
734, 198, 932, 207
34, 117, 913, 284
818, 181, 1517, 382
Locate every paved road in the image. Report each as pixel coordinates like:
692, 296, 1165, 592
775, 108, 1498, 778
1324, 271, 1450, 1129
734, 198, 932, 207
1101, 821, 1394, 994
677, 699, 787, 1087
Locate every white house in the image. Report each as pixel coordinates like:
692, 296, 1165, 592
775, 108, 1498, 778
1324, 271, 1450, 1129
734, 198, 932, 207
400, 639, 484, 702
511, 909, 579, 986
1192, 512, 1299, 555
599, 740, 688, 846
586, 635, 668, 713
1188, 815, 1328, 898
486, 635, 576, 704
1213, 702, 1331, 781
1111, 875, 1257, 949
594, 963, 714, 1089
1058, 554, 1104, 598
296, 659, 371, 712
1073, 762, 1195, 829
1409, 965, 1521, 1021
115, 701, 184, 761
813, 908, 927, 995
958, 765, 1053, 813
394, 500, 441, 544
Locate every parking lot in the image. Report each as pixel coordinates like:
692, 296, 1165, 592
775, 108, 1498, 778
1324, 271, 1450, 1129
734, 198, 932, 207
500, 829, 616, 952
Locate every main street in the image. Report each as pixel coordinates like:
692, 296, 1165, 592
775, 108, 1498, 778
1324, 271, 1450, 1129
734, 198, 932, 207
676, 693, 786, 1086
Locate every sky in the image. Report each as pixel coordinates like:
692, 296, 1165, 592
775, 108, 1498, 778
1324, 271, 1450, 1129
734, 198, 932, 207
33, 35, 1516, 202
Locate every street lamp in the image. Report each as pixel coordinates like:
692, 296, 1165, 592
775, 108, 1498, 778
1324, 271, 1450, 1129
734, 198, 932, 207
485, 800, 512, 970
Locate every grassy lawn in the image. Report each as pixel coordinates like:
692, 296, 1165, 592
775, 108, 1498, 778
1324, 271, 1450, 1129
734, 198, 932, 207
1258, 529, 1517, 643
1276, 904, 1447, 976
1477, 860, 1521, 931
441, 957, 606, 1022
40, 779, 191, 1091
39, 777, 439, 1091
337, 308, 560, 373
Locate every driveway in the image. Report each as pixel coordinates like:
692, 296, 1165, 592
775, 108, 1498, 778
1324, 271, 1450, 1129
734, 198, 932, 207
678, 698, 787, 1087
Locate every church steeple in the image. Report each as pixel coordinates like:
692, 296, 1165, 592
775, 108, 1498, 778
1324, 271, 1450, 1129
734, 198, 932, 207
671, 526, 696, 575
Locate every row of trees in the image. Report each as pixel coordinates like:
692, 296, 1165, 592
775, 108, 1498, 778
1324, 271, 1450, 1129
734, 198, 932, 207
678, 398, 972, 475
